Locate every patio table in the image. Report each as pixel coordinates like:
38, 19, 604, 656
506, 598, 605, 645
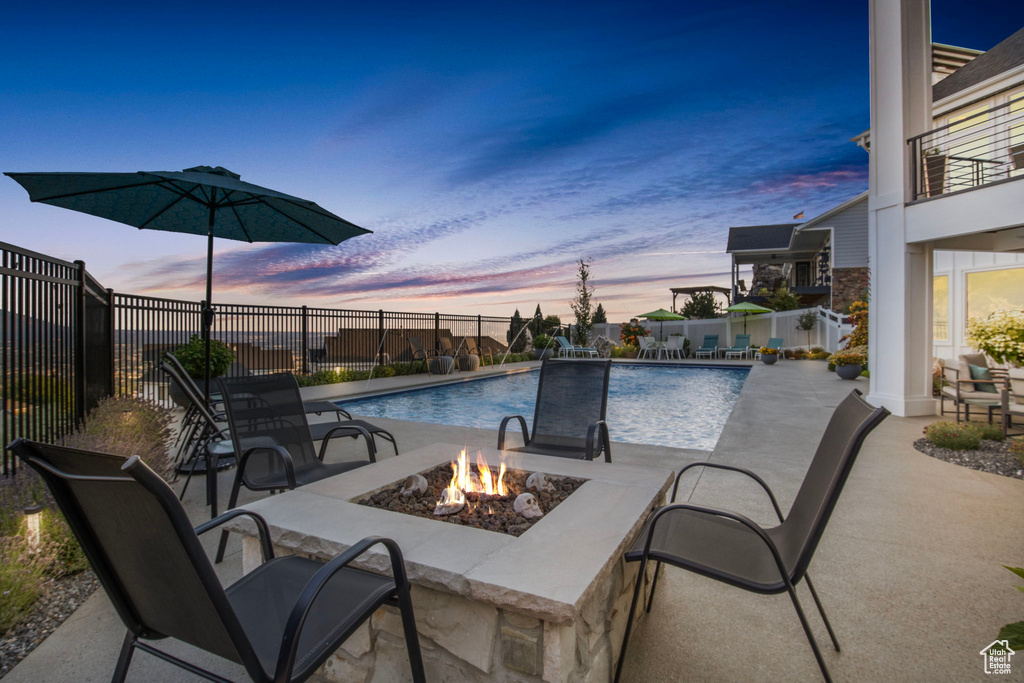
225, 443, 671, 681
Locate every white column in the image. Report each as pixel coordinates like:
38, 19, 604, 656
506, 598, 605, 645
867, 0, 936, 416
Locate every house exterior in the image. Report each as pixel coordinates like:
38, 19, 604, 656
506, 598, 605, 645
726, 193, 869, 312
867, 5, 1024, 416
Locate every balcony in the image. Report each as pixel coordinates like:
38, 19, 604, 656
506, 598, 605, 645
909, 95, 1024, 201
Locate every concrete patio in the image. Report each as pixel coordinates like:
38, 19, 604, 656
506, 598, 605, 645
5, 359, 1022, 681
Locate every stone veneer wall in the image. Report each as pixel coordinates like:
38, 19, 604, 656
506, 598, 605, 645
831, 267, 870, 313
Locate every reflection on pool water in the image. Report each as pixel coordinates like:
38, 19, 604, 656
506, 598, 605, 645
336, 364, 748, 451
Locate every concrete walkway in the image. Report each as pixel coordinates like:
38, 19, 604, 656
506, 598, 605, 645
6, 361, 1022, 681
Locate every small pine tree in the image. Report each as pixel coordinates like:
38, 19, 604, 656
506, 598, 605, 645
593, 303, 607, 324
570, 258, 595, 345
680, 291, 721, 319
508, 309, 527, 352
532, 304, 544, 337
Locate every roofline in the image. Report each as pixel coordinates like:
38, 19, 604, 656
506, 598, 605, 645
795, 191, 869, 232
931, 42, 984, 56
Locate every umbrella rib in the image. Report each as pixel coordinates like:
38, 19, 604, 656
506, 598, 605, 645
229, 202, 253, 243
156, 181, 213, 207
137, 190, 192, 229
26, 178, 165, 202
252, 196, 337, 243
273, 195, 369, 231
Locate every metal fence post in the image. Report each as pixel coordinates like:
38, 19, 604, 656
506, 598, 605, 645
434, 312, 440, 355
106, 288, 115, 396
477, 314, 482, 354
301, 305, 309, 375
378, 309, 385, 367
74, 260, 87, 424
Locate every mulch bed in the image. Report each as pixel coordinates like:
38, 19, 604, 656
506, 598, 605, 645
913, 438, 1024, 480
0, 571, 99, 679
358, 464, 586, 537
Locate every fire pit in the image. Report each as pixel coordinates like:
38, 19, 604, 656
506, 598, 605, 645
358, 449, 587, 536
228, 443, 671, 682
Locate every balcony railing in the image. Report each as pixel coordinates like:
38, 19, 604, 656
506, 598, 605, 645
909, 95, 1024, 200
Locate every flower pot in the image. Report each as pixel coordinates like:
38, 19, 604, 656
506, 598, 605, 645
167, 377, 191, 408
429, 356, 456, 374
836, 363, 862, 380
534, 348, 554, 360
457, 354, 480, 371
760, 354, 778, 365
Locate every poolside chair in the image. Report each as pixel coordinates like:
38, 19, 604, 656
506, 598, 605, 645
664, 335, 686, 359
615, 389, 889, 683
407, 335, 437, 374
7, 439, 425, 683
214, 373, 380, 563
439, 336, 459, 357
693, 335, 719, 359
465, 336, 495, 364
555, 335, 598, 358
638, 336, 658, 359
940, 353, 1007, 422
755, 337, 786, 360
497, 358, 612, 462
721, 334, 752, 359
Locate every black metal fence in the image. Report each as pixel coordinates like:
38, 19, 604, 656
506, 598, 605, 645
910, 94, 1024, 200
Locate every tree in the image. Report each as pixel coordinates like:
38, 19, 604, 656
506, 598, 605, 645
531, 304, 544, 337
541, 315, 562, 336
569, 258, 595, 345
680, 291, 721, 319
508, 309, 528, 352
766, 286, 801, 312
593, 303, 607, 324
796, 310, 817, 349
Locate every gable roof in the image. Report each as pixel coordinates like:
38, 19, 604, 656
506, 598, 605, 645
934, 27, 1024, 102
795, 192, 868, 232
726, 223, 798, 253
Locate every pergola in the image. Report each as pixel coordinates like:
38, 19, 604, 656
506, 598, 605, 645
669, 286, 732, 313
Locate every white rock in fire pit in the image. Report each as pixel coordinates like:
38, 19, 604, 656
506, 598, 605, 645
525, 472, 555, 493
401, 474, 428, 497
434, 488, 466, 516
513, 492, 544, 519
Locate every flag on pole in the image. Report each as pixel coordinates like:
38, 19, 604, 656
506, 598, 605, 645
793, 210, 804, 219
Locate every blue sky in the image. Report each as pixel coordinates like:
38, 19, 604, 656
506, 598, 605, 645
2, 1, 1022, 320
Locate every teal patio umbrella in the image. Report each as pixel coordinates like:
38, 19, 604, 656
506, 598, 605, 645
725, 301, 772, 333
5, 166, 370, 398
638, 308, 687, 340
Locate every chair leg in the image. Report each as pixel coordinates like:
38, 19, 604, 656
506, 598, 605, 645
112, 631, 136, 683
396, 584, 426, 683
804, 575, 840, 652
215, 475, 244, 564
784, 580, 833, 683
613, 556, 649, 683
644, 562, 663, 613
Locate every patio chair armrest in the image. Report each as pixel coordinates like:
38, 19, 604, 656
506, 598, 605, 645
671, 462, 784, 521
585, 421, 612, 463
195, 509, 275, 563
638, 503, 787, 579
239, 445, 297, 490
498, 415, 529, 450
316, 424, 376, 463
274, 536, 408, 683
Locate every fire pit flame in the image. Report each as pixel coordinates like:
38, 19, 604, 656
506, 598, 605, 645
433, 449, 513, 516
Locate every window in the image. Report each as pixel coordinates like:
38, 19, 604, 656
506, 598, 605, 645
965, 267, 1024, 322
947, 106, 991, 191
933, 275, 948, 341
1009, 93, 1024, 179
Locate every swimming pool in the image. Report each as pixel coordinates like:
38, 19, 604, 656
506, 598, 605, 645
337, 364, 748, 451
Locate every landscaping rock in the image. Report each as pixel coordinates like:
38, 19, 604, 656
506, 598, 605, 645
913, 438, 1023, 479
593, 335, 614, 358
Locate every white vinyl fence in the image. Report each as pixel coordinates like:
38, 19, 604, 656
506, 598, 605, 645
581, 307, 853, 354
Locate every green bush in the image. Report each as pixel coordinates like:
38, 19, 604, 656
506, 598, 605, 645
971, 421, 1006, 442
1010, 439, 1024, 464
532, 334, 555, 351
168, 334, 235, 379
923, 421, 982, 450
808, 350, 830, 360
61, 396, 176, 479
0, 540, 44, 633
611, 344, 638, 358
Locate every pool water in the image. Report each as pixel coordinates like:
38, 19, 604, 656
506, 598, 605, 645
337, 364, 748, 451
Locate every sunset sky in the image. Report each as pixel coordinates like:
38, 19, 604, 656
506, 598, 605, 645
2, 1, 1021, 321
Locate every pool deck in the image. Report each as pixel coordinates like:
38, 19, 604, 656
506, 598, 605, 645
6, 359, 1023, 681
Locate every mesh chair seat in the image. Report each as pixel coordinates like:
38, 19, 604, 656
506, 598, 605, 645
504, 442, 591, 460
308, 419, 399, 455
242, 458, 368, 490
625, 508, 790, 592
228, 555, 396, 680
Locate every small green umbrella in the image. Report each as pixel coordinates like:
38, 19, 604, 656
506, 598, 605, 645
725, 302, 772, 334
638, 308, 687, 339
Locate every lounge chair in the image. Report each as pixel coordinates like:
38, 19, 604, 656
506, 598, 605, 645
721, 334, 752, 359
407, 335, 438, 374
465, 336, 495, 364
214, 372, 380, 563
555, 335, 598, 358
615, 390, 889, 683
7, 439, 425, 683
693, 335, 719, 359
497, 358, 612, 462
755, 337, 786, 360
940, 353, 1007, 422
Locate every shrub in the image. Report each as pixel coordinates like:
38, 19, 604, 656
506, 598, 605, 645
368, 365, 397, 379
532, 334, 555, 351
0, 539, 44, 633
680, 291, 721, 319
168, 334, 235, 379
60, 396, 176, 480
810, 346, 826, 354
618, 320, 649, 346
1010, 439, 1024, 464
808, 350, 830, 360
923, 421, 982, 450
789, 348, 807, 360
611, 344, 638, 359
966, 309, 1024, 367
766, 286, 801, 312
841, 301, 869, 348
972, 421, 1006, 442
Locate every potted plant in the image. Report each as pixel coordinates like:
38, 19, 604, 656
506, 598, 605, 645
165, 334, 235, 406
831, 349, 866, 380
532, 334, 555, 360
966, 310, 1024, 368
758, 347, 779, 365
923, 147, 947, 197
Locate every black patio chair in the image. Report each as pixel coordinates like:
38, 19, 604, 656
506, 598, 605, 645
497, 358, 612, 462
614, 389, 889, 683
214, 373, 379, 563
406, 335, 437, 374
6, 439, 425, 683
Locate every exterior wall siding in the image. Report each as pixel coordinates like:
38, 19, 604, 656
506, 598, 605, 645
828, 198, 869, 268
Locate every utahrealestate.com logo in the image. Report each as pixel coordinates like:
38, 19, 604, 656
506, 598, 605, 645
980, 640, 1015, 675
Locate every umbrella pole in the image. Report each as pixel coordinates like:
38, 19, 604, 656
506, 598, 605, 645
203, 191, 216, 402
